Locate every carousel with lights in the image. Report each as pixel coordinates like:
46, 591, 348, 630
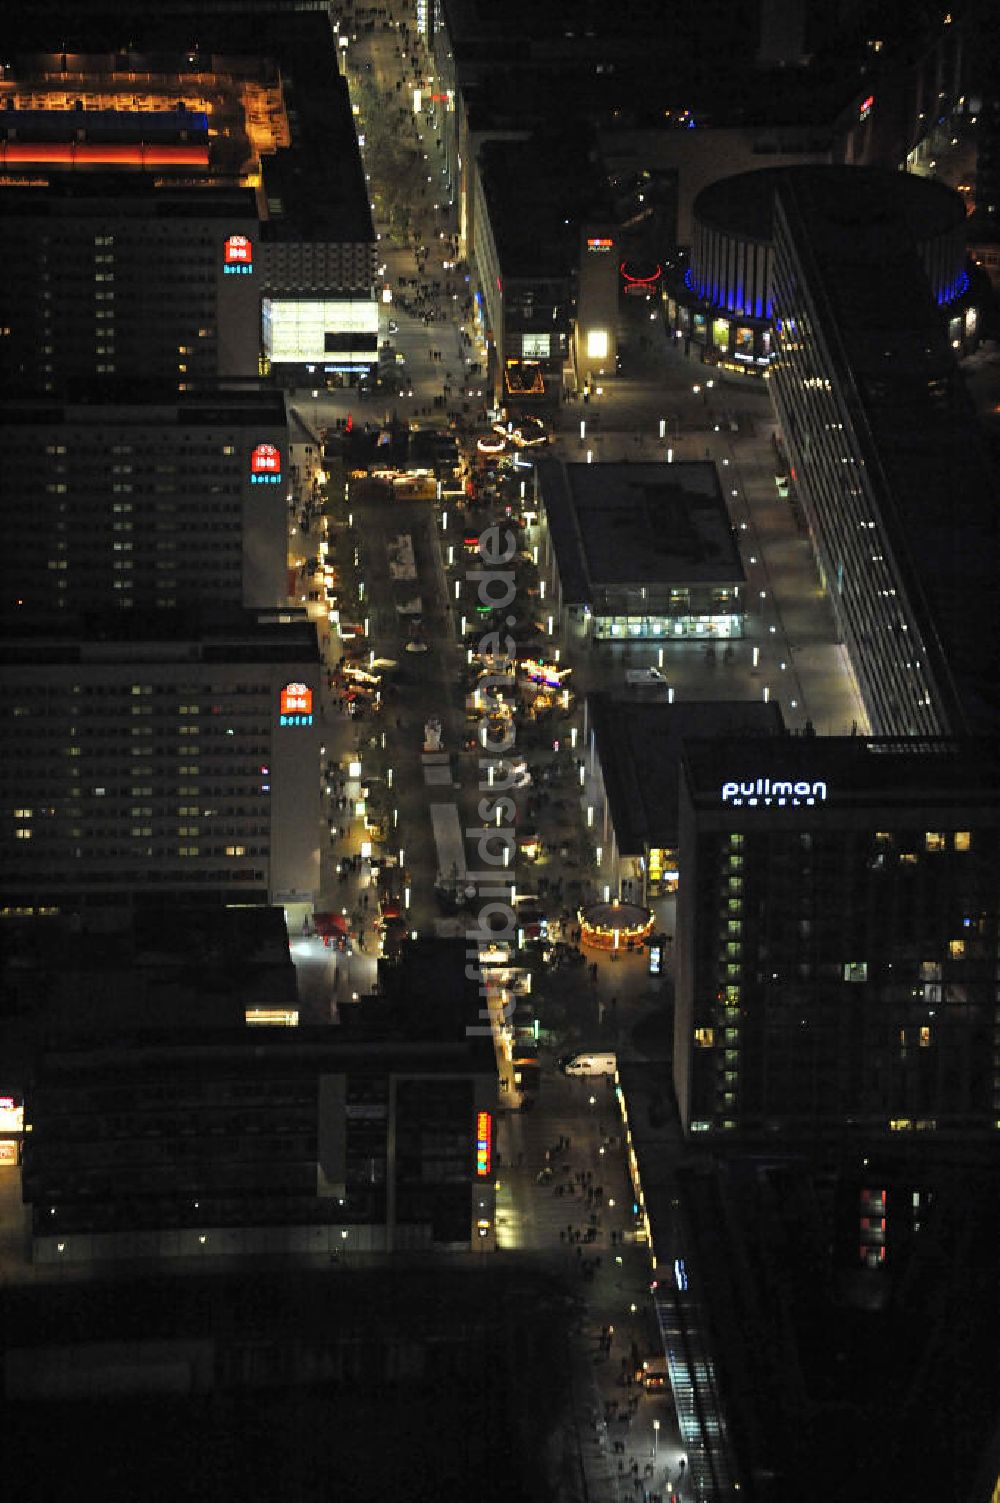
578, 897, 653, 953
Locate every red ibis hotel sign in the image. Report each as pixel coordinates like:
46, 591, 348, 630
224, 234, 253, 274
280, 682, 314, 727
251, 443, 282, 485
475, 1110, 492, 1176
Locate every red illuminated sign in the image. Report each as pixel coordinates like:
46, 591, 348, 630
859, 94, 874, 122
620, 260, 663, 287
225, 234, 253, 264
280, 683, 313, 717
224, 235, 253, 276
587, 237, 614, 252
251, 443, 282, 484
475, 1110, 492, 1176
0, 143, 208, 168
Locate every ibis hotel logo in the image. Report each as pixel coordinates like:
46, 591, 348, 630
224, 234, 253, 274
722, 777, 828, 808
280, 682, 314, 727
251, 443, 282, 486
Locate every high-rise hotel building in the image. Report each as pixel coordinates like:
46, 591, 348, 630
0, 180, 263, 392
0, 612, 322, 920
0, 388, 290, 618
674, 736, 1000, 1142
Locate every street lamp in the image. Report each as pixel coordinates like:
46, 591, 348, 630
653, 1420, 660, 1463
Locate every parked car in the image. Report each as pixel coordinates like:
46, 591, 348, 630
559, 1051, 617, 1077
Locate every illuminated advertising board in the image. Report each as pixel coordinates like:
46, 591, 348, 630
0, 1095, 23, 1134
224, 234, 254, 275
262, 297, 379, 364
280, 682, 314, 726
475, 1110, 492, 1176
251, 443, 282, 486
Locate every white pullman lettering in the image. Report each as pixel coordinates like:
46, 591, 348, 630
720, 778, 828, 807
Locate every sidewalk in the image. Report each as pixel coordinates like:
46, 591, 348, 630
498, 1068, 687, 1502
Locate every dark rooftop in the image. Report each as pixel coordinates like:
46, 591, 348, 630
695, 164, 968, 243
477, 132, 613, 280
589, 695, 785, 853
0, 177, 257, 219
0, 12, 373, 246
776, 170, 1000, 735
0, 608, 320, 664
536, 460, 744, 600
0, 385, 287, 425
681, 734, 1000, 809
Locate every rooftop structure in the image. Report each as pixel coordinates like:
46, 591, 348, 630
534, 460, 745, 641
0, 13, 377, 389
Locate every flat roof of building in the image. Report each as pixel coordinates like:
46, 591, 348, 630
589, 695, 785, 852
0, 177, 258, 219
442, 0, 881, 129
776, 170, 1000, 735
696, 164, 967, 243
536, 460, 744, 601
0, 386, 287, 426
0, 13, 373, 245
477, 133, 613, 279
0, 609, 320, 666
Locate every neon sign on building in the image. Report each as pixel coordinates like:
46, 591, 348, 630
280, 682, 314, 726
587, 237, 614, 252
475, 1110, 492, 1176
224, 234, 254, 275
251, 443, 282, 485
721, 778, 828, 807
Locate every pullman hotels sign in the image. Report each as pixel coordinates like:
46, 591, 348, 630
721, 777, 828, 808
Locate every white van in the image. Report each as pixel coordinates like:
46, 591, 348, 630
560, 1051, 617, 1077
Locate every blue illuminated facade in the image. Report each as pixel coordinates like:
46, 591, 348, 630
664, 166, 980, 379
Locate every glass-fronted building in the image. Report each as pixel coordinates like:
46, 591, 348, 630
767, 168, 1000, 737
664, 165, 982, 379
534, 460, 745, 643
